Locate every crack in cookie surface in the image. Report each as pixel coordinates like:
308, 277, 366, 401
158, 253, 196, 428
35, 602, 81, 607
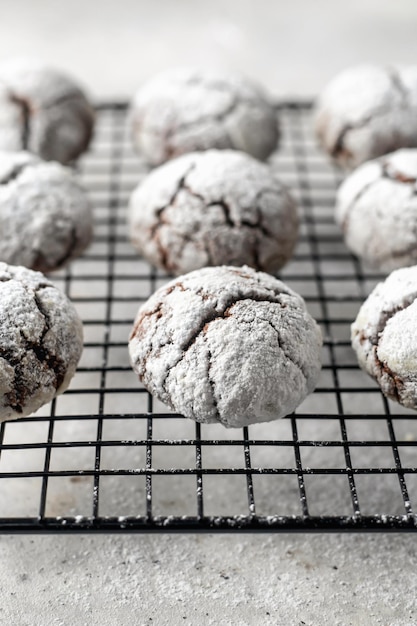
165, 94, 239, 139
146, 164, 287, 273
0, 160, 33, 185
0, 281, 69, 413
162, 76, 273, 145
138, 290, 294, 396
381, 159, 417, 184
205, 344, 220, 421
9, 92, 31, 150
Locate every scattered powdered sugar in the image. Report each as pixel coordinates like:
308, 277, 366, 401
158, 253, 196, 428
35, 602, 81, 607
1, 532, 416, 625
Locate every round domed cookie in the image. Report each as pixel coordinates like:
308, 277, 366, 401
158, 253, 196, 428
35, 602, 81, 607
129, 265, 322, 428
130, 67, 279, 166
0, 151, 93, 273
335, 149, 417, 271
351, 265, 417, 410
315, 64, 417, 168
0, 263, 83, 422
0, 58, 94, 163
128, 149, 298, 275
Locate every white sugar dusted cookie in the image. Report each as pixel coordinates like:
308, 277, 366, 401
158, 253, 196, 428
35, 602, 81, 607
0, 58, 95, 163
352, 266, 417, 409
129, 149, 298, 275
130, 68, 279, 165
0, 151, 93, 272
335, 149, 417, 271
0, 263, 83, 422
129, 265, 322, 428
315, 64, 417, 168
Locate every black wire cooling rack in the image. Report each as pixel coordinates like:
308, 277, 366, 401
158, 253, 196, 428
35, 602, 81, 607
0, 101, 417, 533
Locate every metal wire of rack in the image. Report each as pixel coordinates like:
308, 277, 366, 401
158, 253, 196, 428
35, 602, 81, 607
0, 101, 417, 533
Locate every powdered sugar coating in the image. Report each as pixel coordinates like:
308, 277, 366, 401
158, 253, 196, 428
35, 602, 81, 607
315, 64, 417, 168
352, 266, 417, 409
0, 262, 83, 422
0, 58, 94, 164
336, 149, 417, 271
129, 265, 322, 428
130, 68, 279, 166
0, 151, 93, 272
129, 149, 298, 275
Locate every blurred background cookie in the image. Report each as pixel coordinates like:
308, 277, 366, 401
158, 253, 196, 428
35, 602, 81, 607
130, 67, 279, 165
0, 58, 95, 163
335, 148, 417, 271
315, 64, 417, 168
0, 150, 93, 272
352, 265, 417, 410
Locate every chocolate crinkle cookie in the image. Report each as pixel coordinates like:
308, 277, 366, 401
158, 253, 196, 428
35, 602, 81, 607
336, 149, 417, 271
0, 151, 93, 273
352, 266, 417, 410
129, 149, 298, 275
0, 58, 94, 163
129, 265, 322, 428
130, 68, 279, 165
0, 263, 83, 422
315, 64, 417, 168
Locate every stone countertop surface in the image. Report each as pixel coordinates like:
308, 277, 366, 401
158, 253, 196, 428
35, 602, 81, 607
1, 533, 416, 625
1, 1, 417, 624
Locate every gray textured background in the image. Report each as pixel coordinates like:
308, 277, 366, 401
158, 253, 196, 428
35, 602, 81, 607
0, 0, 416, 98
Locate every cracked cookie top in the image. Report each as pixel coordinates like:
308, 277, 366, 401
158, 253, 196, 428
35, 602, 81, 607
0, 150, 93, 273
351, 265, 417, 409
130, 68, 279, 166
0, 58, 95, 164
335, 149, 417, 271
129, 265, 322, 428
129, 149, 298, 275
315, 64, 417, 168
0, 262, 83, 422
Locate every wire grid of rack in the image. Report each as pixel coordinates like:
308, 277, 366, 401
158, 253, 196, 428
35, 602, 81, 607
0, 101, 417, 533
